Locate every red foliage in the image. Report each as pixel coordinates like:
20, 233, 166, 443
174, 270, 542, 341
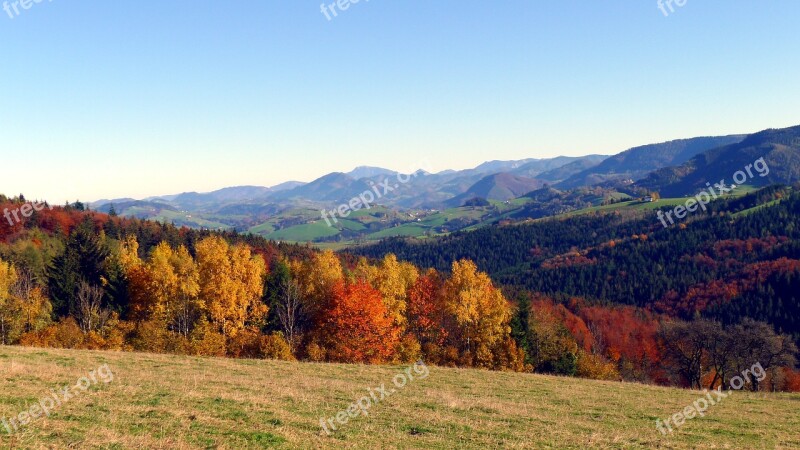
541, 252, 596, 270
784, 368, 800, 392
712, 237, 789, 260
407, 270, 448, 347
316, 280, 400, 364
577, 305, 661, 365
530, 296, 593, 352
655, 258, 800, 316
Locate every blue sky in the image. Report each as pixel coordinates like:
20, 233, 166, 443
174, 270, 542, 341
1, 1, 799, 202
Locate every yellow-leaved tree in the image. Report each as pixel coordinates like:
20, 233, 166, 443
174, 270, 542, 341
119, 237, 200, 337
195, 236, 266, 338
442, 259, 512, 368
291, 249, 343, 322
0, 259, 52, 345
171, 244, 201, 337
0, 258, 19, 345
372, 254, 418, 329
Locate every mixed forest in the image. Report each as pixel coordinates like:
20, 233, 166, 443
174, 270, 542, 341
1, 187, 799, 392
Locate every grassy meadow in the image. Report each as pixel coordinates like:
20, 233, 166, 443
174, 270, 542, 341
1, 346, 798, 449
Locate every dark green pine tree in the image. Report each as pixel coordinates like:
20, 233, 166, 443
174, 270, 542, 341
263, 260, 291, 333
48, 247, 81, 317
509, 295, 533, 367
48, 218, 110, 317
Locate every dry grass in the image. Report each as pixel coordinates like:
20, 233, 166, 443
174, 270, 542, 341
1, 346, 799, 449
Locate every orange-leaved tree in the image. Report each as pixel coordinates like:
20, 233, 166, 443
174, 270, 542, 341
316, 280, 400, 364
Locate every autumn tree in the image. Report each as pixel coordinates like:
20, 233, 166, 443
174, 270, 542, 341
356, 254, 419, 330
441, 260, 512, 368
11, 275, 53, 336
0, 258, 19, 344
75, 281, 110, 334
407, 269, 448, 358
527, 297, 580, 375
170, 245, 201, 337
195, 236, 267, 338
291, 249, 343, 324
315, 280, 400, 364
118, 235, 151, 320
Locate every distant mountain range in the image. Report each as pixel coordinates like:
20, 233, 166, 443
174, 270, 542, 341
556, 135, 746, 189
92, 125, 800, 241
446, 173, 545, 207
637, 126, 800, 196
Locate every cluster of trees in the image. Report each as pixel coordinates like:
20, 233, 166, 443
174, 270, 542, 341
2, 192, 799, 390
0, 198, 525, 370
283, 255, 525, 368
508, 295, 800, 391
0, 259, 52, 345
354, 187, 800, 341
659, 319, 798, 391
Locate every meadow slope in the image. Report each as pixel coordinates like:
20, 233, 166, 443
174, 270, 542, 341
1, 346, 799, 449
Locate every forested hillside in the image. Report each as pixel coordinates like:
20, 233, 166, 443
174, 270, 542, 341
352, 186, 800, 389
2, 189, 798, 391
0, 195, 526, 372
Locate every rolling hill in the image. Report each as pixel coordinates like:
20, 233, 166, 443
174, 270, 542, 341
88, 128, 796, 244
446, 173, 545, 206
557, 135, 746, 189
535, 155, 608, 182
637, 125, 800, 196
1, 346, 797, 449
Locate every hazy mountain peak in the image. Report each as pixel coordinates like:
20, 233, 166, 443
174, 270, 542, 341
347, 166, 398, 179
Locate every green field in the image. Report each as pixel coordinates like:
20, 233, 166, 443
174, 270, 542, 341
2, 346, 799, 449
247, 205, 503, 245
234, 186, 769, 247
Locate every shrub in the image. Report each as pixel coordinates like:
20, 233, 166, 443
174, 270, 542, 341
305, 342, 326, 362
260, 333, 295, 361
129, 320, 168, 353
227, 328, 263, 359
189, 318, 226, 357
395, 335, 422, 364
577, 351, 621, 381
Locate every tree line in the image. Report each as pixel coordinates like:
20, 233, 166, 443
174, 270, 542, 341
1, 193, 798, 390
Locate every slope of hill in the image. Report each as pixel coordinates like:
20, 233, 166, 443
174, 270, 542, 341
535, 155, 608, 182
347, 166, 398, 179
352, 186, 800, 340
507, 156, 590, 178
270, 172, 370, 203
270, 180, 307, 192
637, 125, 800, 196
446, 173, 544, 206
471, 158, 537, 173
557, 135, 746, 188
95, 200, 178, 215
2, 346, 797, 449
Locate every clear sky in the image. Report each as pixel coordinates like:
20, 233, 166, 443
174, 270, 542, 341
1, 1, 799, 202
